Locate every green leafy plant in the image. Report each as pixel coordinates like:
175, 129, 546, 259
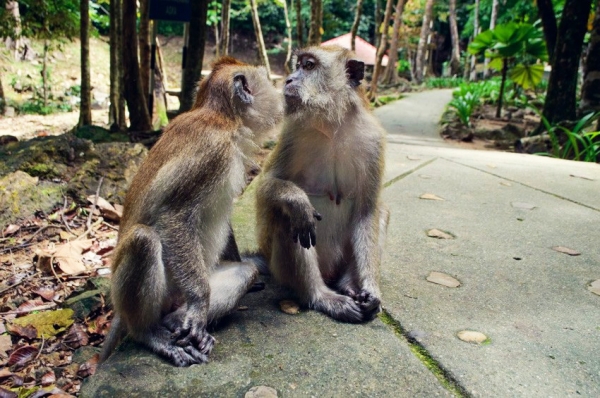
536, 112, 600, 162
468, 22, 548, 117
425, 77, 465, 89
448, 91, 479, 127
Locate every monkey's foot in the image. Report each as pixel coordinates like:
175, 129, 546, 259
175, 327, 215, 356
312, 292, 365, 323
157, 342, 210, 367
338, 288, 382, 321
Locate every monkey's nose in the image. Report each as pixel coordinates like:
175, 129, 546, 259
285, 78, 293, 85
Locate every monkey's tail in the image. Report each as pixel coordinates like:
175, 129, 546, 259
99, 315, 126, 363
242, 252, 270, 275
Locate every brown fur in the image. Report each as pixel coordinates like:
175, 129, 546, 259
101, 57, 283, 366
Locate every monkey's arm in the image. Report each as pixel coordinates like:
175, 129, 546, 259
257, 175, 322, 249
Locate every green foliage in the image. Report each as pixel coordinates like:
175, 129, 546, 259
17, 0, 79, 41
396, 59, 411, 74
91, 1, 110, 35
16, 98, 73, 115
425, 77, 465, 89
537, 112, 600, 162
448, 92, 479, 127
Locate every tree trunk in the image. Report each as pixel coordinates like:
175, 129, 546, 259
109, 0, 124, 131
250, 0, 271, 78
295, 0, 304, 47
122, 0, 151, 131
0, 72, 5, 115
496, 58, 507, 118
374, 0, 382, 47
5, 1, 24, 60
541, 0, 592, 127
42, 39, 48, 107
369, 0, 394, 99
414, 0, 435, 83
469, 0, 480, 81
138, 0, 151, 106
283, 0, 293, 74
537, 0, 557, 63
308, 0, 323, 46
219, 0, 231, 55
448, 0, 461, 76
382, 0, 406, 84
153, 37, 169, 129
350, 0, 364, 51
179, 0, 208, 113
483, 0, 498, 77
580, 1, 600, 115
79, 0, 92, 127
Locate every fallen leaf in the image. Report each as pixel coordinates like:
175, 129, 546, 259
59, 231, 75, 241
569, 174, 594, 181
406, 155, 421, 161
33, 287, 56, 302
63, 324, 89, 349
426, 272, 461, 288
420, 193, 444, 201
588, 280, 600, 296
0, 335, 12, 358
279, 300, 300, 315
551, 246, 581, 256
6, 324, 38, 340
418, 174, 432, 179
0, 368, 11, 378
10, 309, 74, 338
0, 387, 17, 398
2, 224, 20, 237
87, 195, 121, 221
500, 181, 512, 187
511, 202, 536, 210
41, 370, 56, 387
487, 164, 496, 168
51, 240, 94, 275
426, 229, 454, 239
77, 354, 99, 378
7, 345, 38, 368
17, 298, 44, 312
457, 330, 488, 344
9, 374, 22, 387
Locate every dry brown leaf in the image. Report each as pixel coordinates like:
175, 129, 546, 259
52, 240, 94, 275
426, 272, 461, 288
41, 369, 56, 387
279, 300, 300, 315
2, 224, 20, 237
551, 246, 581, 256
86, 195, 115, 213
87, 195, 121, 221
588, 280, 600, 296
511, 202, 536, 210
426, 229, 454, 239
457, 330, 488, 344
63, 324, 89, 349
0, 335, 12, 359
406, 155, 421, 161
59, 231, 75, 241
6, 324, 38, 340
419, 174, 432, 179
77, 354, 99, 378
17, 298, 44, 312
0, 387, 17, 398
0, 368, 11, 378
569, 174, 595, 181
420, 193, 444, 201
500, 181, 512, 187
33, 287, 56, 302
7, 345, 38, 368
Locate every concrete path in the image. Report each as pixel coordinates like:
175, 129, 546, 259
82, 91, 600, 397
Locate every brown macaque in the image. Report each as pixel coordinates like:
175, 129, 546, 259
256, 45, 389, 323
100, 57, 283, 367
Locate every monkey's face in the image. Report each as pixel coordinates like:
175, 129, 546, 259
284, 46, 365, 119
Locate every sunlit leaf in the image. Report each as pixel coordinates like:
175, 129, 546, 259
509, 64, 544, 90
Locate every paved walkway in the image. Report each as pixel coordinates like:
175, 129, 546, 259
83, 91, 600, 397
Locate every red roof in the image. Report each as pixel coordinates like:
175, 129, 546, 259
321, 33, 389, 66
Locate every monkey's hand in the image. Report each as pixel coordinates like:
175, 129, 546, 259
289, 203, 322, 249
163, 308, 215, 356
341, 288, 382, 322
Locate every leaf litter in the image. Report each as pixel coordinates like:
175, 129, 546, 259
426, 272, 461, 288
551, 246, 581, 256
0, 196, 119, 396
426, 229, 455, 239
420, 193, 444, 201
588, 280, 600, 296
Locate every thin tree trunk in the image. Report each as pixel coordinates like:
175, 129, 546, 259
369, 0, 394, 99
449, 0, 461, 76
541, 0, 593, 127
283, 0, 293, 74
537, 0, 557, 63
350, 0, 364, 51
153, 37, 169, 129
220, 0, 231, 56
496, 59, 507, 117
138, 0, 151, 106
180, 0, 208, 112
483, 0, 499, 77
374, 0, 382, 47
295, 0, 304, 47
469, 0, 479, 81
122, 0, 151, 130
308, 0, 323, 45
415, 0, 435, 83
382, 0, 406, 84
109, 0, 122, 130
250, 0, 271, 78
0, 72, 5, 115
42, 39, 48, 107
6, 1, 23, 60
79, 0, 92, 126
580, 0, 600, 115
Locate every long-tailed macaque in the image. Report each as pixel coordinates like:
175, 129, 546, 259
256, 45, 389, 323
100, 57, 283, 367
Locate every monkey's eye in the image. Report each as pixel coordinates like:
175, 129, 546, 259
304, 60, 315, 70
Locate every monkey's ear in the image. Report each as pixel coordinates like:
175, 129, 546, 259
233, 74, 253, 104
346, 60, 365, 88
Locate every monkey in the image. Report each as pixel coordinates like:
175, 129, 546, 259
100, 57, 283, 367
256, 45, 389, 323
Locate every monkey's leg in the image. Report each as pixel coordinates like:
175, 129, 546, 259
270, 233, 366, 323
112, 224, 211, 367
207, 261, 259, 323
